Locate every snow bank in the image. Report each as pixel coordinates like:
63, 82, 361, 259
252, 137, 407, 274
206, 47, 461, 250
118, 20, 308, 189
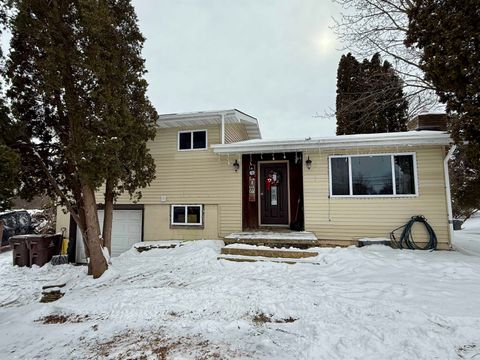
453, 213, 480, 256
1, 240, 480, 359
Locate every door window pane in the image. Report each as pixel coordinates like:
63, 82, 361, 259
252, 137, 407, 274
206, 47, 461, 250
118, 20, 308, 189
351, 156, 393, 195
331, 157, 350, 195
193, 131, 207, 149
395, 155, 415, 194
271, 186, 278, 205
179, 132, 191, 150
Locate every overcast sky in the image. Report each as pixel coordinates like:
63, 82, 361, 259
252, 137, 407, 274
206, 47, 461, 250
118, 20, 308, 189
132, 0, 343, 139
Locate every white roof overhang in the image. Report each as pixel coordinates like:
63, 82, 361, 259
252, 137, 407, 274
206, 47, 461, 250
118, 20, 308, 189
157, 109, 261, 140
211, 131, 452, 154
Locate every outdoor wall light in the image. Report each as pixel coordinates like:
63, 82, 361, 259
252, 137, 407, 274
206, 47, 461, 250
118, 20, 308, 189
233, 159, 240, 172
306, 156, 312, 170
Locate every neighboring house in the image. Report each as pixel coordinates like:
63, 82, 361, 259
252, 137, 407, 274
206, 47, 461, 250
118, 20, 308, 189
56, 110, 453, 261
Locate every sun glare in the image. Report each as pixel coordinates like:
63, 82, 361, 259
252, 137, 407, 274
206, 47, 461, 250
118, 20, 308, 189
314, 30, 336, 56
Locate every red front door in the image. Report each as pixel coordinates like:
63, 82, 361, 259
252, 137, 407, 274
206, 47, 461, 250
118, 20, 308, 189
259, 162, 289, 225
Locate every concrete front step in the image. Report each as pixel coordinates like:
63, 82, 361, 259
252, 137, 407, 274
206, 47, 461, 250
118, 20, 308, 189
220, 245, 318, 259
223, 238, 322, 248
225, 231, 318, 240
223, 231, 323, 248
217, 254, 321, 265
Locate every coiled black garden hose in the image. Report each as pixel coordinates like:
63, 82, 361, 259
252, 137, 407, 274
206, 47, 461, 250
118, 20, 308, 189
390, 215, 437, 250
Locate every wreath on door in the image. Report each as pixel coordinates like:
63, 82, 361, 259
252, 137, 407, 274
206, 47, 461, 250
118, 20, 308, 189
266, 170, 280, 191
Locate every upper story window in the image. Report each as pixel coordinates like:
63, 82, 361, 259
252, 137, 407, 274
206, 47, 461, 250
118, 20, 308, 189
178, 130, 207, 151
329, 153, 417, 197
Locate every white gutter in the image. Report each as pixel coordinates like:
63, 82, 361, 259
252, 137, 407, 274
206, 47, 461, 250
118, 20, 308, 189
212, 133, 452, 154
443, 144, 456, 249
221, 113, 225, 144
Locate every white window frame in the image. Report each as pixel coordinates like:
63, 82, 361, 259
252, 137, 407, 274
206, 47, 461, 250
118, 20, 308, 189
177, 130, 208, 151
328, 152, 419, 198
171, 204, 203, 226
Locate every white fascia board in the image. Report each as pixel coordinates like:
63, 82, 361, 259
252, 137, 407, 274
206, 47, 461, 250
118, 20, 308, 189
157, 110, 235, 128
156, 109, 262, 139
211, 133, 452, 154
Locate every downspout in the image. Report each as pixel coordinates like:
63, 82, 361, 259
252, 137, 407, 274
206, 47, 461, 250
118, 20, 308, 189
221, 113, 225, 144
443, 144, 456, 249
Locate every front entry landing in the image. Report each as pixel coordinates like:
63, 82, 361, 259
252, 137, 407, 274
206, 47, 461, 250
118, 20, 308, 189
224, 231, 318, 247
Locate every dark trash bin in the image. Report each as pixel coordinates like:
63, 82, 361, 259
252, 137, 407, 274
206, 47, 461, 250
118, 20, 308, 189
9, 235, 30, 267
29, 234, 62, 267
9, 234, 63, 267
453, 219, 463, 231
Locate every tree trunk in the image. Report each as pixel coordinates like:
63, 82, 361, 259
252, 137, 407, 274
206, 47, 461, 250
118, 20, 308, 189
78, 207, 90, 258
102, 178, 114, 257
82, 182, 108, 278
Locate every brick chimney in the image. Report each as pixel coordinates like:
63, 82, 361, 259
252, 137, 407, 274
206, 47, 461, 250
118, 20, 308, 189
407, 113, 447, 131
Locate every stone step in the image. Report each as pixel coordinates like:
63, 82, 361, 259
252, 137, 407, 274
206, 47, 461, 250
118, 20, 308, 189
223, 238, 321, 248
220, 246, 318, 259
217, 254, 321, 265
223, 238, 359, 248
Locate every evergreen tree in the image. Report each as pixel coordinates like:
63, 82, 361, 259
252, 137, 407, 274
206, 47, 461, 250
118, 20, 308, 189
336, 53, 362, 135
450, 145, 480, 220
0, 111, 20, 211
6, 0, 156, 277
77, 0, 157, 255
336, 53, 408, 135
406, 0, 480, 218
0, 1, 20, 211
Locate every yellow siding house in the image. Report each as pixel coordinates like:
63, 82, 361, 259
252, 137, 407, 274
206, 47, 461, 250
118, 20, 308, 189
57, 110, 454, 261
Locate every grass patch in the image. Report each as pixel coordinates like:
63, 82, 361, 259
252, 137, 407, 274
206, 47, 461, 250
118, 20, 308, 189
92, 331, 244, 360
252, 312, 297, 325
37, 314, 90, 324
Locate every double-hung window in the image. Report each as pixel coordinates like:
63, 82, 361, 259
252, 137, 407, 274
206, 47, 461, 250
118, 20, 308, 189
171, 205, 203, 226
329, 153, 417, 197
178, 130, 207, 151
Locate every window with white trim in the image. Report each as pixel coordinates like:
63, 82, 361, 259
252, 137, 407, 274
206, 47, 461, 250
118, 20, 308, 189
178, 130, 207, 150
171, 205, 203, 226
329, 153, 417, 197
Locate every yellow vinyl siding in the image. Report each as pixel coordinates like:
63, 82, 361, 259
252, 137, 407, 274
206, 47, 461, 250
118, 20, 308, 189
303, 145, 450, 249
143, 204, 219, 240
105, 124, 241, 239
55, 206, 70, 234
224, 123, 249, 144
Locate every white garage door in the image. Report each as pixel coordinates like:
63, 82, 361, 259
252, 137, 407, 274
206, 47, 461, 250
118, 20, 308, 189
76, 209, 142, 263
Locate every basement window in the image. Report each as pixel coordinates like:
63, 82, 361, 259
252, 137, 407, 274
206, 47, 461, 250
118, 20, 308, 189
178, 130, 207, 151
329, 153, 418, 197
171, 205, 203, 226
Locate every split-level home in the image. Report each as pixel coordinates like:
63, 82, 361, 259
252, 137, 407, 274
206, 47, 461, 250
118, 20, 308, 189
56, 110, 454, 262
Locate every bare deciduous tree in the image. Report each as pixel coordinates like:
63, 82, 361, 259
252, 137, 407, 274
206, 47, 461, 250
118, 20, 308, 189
332, 0, 440, 116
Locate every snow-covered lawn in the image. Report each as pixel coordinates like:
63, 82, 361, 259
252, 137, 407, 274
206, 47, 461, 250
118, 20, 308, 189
1, 229, 480, 359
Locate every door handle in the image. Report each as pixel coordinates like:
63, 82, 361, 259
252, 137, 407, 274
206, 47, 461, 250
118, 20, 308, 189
260, 192, 264, 196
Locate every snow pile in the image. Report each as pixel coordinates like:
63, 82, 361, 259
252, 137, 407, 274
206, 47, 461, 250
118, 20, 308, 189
453, 213, 480, 256
1, 240, 480, 359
